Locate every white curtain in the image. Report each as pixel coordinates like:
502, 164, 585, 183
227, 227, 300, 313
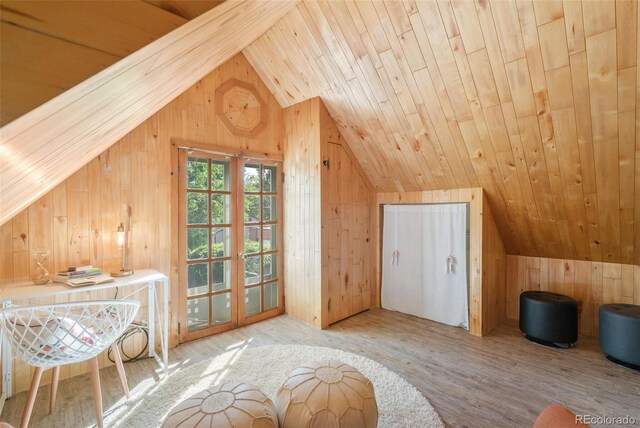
382, 204, 469, 329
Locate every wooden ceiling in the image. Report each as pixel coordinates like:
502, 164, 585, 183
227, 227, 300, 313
0, 0, 224, 125
0, 0, 298, 226
243, 0, 640, 264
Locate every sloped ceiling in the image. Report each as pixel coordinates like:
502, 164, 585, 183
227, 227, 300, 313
0, 0, 298, 226
243, 0, 640, 264
0, 0, 224, 125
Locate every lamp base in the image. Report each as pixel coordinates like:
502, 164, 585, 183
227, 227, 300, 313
111, 269, 134, 277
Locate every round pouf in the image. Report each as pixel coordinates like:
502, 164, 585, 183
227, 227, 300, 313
519, 291, 578, 348
599, 304, 640, 370
276, 360, 378, 428
162, 382, 278, 428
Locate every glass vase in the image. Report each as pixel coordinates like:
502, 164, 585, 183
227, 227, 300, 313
31, 248, 51, 285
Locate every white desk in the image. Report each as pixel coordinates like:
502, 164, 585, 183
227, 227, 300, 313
0, 269, 169, 400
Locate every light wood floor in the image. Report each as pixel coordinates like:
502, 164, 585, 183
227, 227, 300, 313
2, 308, 638, 427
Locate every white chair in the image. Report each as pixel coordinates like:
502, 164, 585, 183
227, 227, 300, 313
0, 300, 140, 428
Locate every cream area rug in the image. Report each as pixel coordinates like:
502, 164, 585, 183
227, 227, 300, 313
103, 344, 444, 427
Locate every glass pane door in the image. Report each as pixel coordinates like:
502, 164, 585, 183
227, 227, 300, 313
179, 149, 283, 342
240, 161, 282, 321
180, 151, 237, 340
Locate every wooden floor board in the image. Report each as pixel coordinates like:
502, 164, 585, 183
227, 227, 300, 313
1, 309, 638, 427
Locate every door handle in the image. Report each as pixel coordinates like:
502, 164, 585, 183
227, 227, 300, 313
238, 252, 248, 260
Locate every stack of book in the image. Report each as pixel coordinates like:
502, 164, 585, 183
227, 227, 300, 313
53, 265, 114, 287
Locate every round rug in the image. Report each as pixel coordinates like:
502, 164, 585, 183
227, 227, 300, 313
104, 344, 443, 427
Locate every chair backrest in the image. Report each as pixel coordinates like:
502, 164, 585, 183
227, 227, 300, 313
0, 300, 139, 368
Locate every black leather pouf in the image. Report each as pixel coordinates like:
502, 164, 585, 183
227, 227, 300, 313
599, 304, 640, 370
519, 291, 578, 348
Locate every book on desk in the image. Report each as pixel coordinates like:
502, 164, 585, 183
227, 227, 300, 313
53, 274, 115, 287
53, 265, 115, 287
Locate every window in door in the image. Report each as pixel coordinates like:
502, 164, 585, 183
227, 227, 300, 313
180, 152, 237, 339
241, 161, 281, 319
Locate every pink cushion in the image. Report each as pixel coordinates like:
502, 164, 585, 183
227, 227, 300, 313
12, 316, 97, 354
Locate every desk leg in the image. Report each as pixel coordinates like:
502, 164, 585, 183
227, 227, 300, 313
148, 281, 156, 359
2, 300, 12, 399
163, 278, 169, 370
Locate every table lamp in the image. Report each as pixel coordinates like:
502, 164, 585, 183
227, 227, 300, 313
112, 206, 134, 277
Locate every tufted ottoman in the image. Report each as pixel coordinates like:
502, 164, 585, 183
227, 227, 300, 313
276, 360, 378, 428
162, 383, 278, 428
520, 291, 578, 348
599, 304, 640, 370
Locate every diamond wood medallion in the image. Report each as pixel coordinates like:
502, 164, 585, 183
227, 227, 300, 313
215, 78, 267, 138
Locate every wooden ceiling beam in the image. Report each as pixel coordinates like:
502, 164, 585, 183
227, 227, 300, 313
0, 0, 298, 226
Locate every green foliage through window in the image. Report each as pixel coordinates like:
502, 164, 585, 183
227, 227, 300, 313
187, 193, 208, 224
262, 166, 276, 192
211, 161, 229, 191
187, 263, 208, 296
187, 158, 208, 189
187, 229, 208, 260
211, 194, 229, 224
244, 165, 260, 192
245, 195, 260, 223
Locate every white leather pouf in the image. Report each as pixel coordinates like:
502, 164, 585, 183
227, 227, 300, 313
276, 360, 378, 428
163, 382, 278, 428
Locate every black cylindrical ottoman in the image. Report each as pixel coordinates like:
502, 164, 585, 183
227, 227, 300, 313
599, 304, 640, 370
519, 291, 578, 348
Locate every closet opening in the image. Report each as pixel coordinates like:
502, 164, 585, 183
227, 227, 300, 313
381, 203, 470, 330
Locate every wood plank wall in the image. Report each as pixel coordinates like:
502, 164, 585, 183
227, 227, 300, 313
282, 97, 323, 328
506, 255, 640, 337
482, 198, 507, 335
320, 101, 373, 326
283, 97, 374, 328
0, 52, 283, 394
374, 188, 506, 336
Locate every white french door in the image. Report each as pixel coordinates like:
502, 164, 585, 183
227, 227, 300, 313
178, 149, 283, 342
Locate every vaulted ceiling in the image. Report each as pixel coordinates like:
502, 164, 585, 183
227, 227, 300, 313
1, 0, 638, 265
0, 0, 224, 125
243, 0, 640, 265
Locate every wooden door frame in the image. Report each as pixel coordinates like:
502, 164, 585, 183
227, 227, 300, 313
373, 188, 486, 336
171, 139, 284, 344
